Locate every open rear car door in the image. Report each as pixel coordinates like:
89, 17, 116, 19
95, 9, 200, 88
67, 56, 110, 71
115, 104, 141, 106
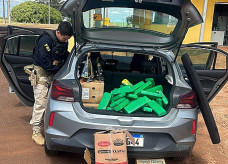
179, 43, 228, 144
178, 43, 228, 101
0, 26, 43, 106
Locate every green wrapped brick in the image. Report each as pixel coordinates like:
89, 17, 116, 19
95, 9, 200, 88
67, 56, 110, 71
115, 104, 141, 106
140, 91, 162, 99
145, 78, 155, 86
156, 98, 163, 108
158, 90, 168, 105
110, 97, 126, 108
146, 85, 163, 93
147, 100, 166, 116
135, 81, 153, 95
132, 81, 145, 90
111, 86, 134, 95
142, 106, 153, 112
107, 107, 113, 110
98, 92, 112, 110
124, 96, 151, 114
127, 94, 138, 99
111, 93, 126, 102
114, 99, 130, 112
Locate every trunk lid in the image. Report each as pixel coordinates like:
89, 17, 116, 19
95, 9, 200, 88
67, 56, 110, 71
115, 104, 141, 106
61, 0, 203, 49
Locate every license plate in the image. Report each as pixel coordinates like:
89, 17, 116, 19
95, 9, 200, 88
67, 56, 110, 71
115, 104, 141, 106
127, 134, 144, 147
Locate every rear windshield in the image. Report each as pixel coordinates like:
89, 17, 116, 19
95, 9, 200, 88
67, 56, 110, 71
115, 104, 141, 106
83, 7, 178, 34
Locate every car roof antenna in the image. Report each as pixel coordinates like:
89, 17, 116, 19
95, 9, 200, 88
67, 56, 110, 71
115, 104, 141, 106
174, 19, 190, 62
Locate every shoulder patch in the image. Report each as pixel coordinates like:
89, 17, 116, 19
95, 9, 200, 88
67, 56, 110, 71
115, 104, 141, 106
44, 44, 50, 52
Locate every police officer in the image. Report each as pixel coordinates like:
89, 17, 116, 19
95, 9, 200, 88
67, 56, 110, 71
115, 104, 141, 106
28, 21, 73, 146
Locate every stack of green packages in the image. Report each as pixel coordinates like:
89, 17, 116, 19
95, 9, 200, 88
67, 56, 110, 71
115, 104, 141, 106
97, 78, 168, 116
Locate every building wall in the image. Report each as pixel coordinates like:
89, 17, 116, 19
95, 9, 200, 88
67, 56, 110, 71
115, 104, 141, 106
131, 0, 228, 44
184, 0, 228, 44
203, 0, 228, 42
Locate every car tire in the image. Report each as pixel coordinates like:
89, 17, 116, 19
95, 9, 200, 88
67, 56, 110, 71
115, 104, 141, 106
44, 141, 60, 156
181, 53, 220, 144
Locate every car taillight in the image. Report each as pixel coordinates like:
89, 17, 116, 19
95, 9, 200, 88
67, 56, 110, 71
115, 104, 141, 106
192, 120, 196, 135
176, 91, 197, 109
49, 112, 55, 127
51, 80, 75, 102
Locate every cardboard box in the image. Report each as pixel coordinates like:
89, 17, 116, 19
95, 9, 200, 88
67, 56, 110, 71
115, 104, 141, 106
136, 159, 166, 164
94, 130, 135, 164
84, 148, 92, 164
83, 103, 99, 108
80, 79, 104, 103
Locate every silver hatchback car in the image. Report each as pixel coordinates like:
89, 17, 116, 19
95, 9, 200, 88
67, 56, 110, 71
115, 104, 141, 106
1, 0, 228, 161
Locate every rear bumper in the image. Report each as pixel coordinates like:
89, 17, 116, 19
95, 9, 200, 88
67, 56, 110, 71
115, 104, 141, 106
44, 101, 197, 158
45, 129, 194, 158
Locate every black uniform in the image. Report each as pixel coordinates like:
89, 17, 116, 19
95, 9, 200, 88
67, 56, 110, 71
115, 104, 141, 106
33, 30, 69, 74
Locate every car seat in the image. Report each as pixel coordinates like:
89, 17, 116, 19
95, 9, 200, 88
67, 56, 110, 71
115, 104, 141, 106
131, 53, 158, 74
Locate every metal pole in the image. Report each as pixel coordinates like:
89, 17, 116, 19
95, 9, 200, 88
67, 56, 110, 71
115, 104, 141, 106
103, 7, 105, 26
7, 0, 11, 24
89, 10, 93, 28
95, 9, 102, 28
106, 8, 108, 18
105, 8, 108, 26
48, 0, 50, 24
199, 0, 209, 42
3, 0, 6, 24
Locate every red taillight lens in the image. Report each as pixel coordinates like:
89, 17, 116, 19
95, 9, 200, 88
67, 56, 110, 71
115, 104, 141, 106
192, 120, 196, 135
176, 91, 197, 109
49, 112, 55, 127
51, 80, 75, 102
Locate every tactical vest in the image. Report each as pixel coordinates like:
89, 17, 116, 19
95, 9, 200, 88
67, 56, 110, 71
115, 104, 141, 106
33, 30, 59, 57
33, 30, 68, 69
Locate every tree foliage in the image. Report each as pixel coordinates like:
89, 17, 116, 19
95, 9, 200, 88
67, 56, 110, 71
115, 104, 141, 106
11, 1, 63, 24
35, 0, 64, 10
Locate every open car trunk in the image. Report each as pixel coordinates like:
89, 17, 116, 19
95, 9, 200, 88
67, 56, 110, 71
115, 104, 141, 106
76, 51, 173, 117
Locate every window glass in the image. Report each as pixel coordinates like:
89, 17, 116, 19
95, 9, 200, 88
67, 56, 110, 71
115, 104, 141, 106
83, 7, 178, 34
19, 36, 37, 57
4, 37, 18, 55
4, 36, 37, 57
176, 47, 226, 70
214, 52, 226, 69
176, 48, 213, 70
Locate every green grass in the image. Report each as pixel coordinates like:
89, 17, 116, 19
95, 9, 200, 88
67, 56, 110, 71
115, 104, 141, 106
176, 48, 210, 64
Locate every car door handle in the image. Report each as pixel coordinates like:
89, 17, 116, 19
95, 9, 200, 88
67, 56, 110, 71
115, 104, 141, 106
117, 117, 135, 126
